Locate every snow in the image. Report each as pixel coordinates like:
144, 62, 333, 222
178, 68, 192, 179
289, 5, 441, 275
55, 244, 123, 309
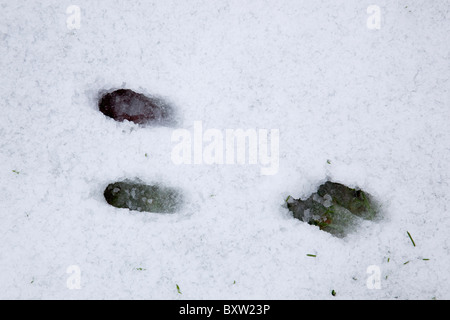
1, 0, 449, 299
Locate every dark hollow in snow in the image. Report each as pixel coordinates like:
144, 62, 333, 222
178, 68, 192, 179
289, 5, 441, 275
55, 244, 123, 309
286, 181, 378, 238
98, 89, 175, 125
104, 180, 183, 213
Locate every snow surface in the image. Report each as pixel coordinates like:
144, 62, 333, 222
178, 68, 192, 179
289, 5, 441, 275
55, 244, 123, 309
1, 0, 449, 299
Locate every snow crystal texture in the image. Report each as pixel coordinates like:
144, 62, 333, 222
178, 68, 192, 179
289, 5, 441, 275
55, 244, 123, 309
0, 0, 449, 299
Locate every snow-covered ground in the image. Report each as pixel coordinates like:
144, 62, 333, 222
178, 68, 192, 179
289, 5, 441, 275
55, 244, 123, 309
1, 0, 449, 299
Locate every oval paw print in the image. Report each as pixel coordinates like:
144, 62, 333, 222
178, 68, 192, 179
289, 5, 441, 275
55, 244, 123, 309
104, 180, 183, 213
286, 181, 378, 238
99, 89, 176, 126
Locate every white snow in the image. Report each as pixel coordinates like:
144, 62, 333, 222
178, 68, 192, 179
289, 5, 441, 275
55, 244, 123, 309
0, 0, 449, 299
